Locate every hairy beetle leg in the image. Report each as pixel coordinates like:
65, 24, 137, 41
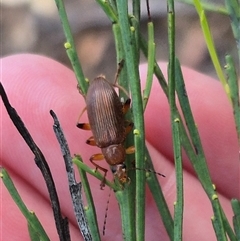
126, 146, 135, 154
125, 121, 134, 135
76, 122, 91, 130
86, 136, 96, 146
122, 98, 131, 114
90, 153, 108, 189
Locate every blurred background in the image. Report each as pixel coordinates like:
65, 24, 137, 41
1, 0, 238, 81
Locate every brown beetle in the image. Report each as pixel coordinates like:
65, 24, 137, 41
77, 75, 133, 189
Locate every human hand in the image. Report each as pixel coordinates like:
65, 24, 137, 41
1, 54, 238, 240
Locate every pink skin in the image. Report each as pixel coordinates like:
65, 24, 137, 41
1, 54, 238, 240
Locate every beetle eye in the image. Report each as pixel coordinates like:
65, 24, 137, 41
121, 163, 126, 171
111, 165, 117, 174
111, 163, 126, 174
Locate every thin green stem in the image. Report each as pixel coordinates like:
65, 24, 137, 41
132, 0, 141, 21
0, 168, 50, 241
224, 0, 240, 61
167, 0, 175, 104
54, 0, 87, 94
175, 60, 228, 239
112, 23, 129, 95
112, 21, 136, 241
173, 119, 183, 241
211, 195, 228, 241
143, 21, 155, 111
167, 1, 184, 240
115, 186, 136, 240
28, 221, 41, 241
139, 34, 168, 96
231, 199, 240, 240
178, 0, 228, 15
145, 148, 174, 241
175, 60, 213, 193
220, 205, 237, 241
225, 55, 240, 153
95, 0, 118, 23
116, 1, 146, 240
132, 0, 141, 62
73, 157, 121, 191
130, 16, 141, 65
193, 0, 229, 100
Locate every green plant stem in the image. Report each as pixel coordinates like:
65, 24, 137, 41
211, 196, 228, 241
141, 42, 229, 240
175, 60, 230, 240
95, 0, 118, 23
175, 60, 213, 192
178, 0, 228, 15
116, 1, 146, 240
167, 0, 176, 105
225, 0, 240, 61
225, 54, 240, 152
54, 0, 87, 95
231, 199, 240, 240
193, 0, 229, 100
132, 0, 141, 61
145, 148, 174, 240
167, 1, 183, 240
112, 23, 129, 95
139, 34, 168, 96
143, 21, 155, 111
132, 0, 141, 21
0, 168, 50, 241
172, 119, 183, 241
220, 206, 237, 241
115, 186, 136, 240
73, 157, 120, 191
113, 21, 136, 241
130, 16, 141, 65
28, 221, 41, 241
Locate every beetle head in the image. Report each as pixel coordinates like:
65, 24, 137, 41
111, 163, 129, 184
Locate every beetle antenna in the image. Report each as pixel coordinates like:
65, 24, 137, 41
129, 167, 166, 178
76, 106, 87, 124
103, 188, 112, 235
113, 60, 130, 98
114, 83, 130, 98
114, 59, 124, 84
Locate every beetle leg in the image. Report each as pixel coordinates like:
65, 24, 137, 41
125, 121, 134, 135
76, 106, 91, 130
76, 122, 91, 130
125, 146, 135, 154
90, 154, 108, 189
122, 98, 131, 114
86, 136, 96, 146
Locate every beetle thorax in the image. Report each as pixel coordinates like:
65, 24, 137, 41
101, 144, 125, 165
